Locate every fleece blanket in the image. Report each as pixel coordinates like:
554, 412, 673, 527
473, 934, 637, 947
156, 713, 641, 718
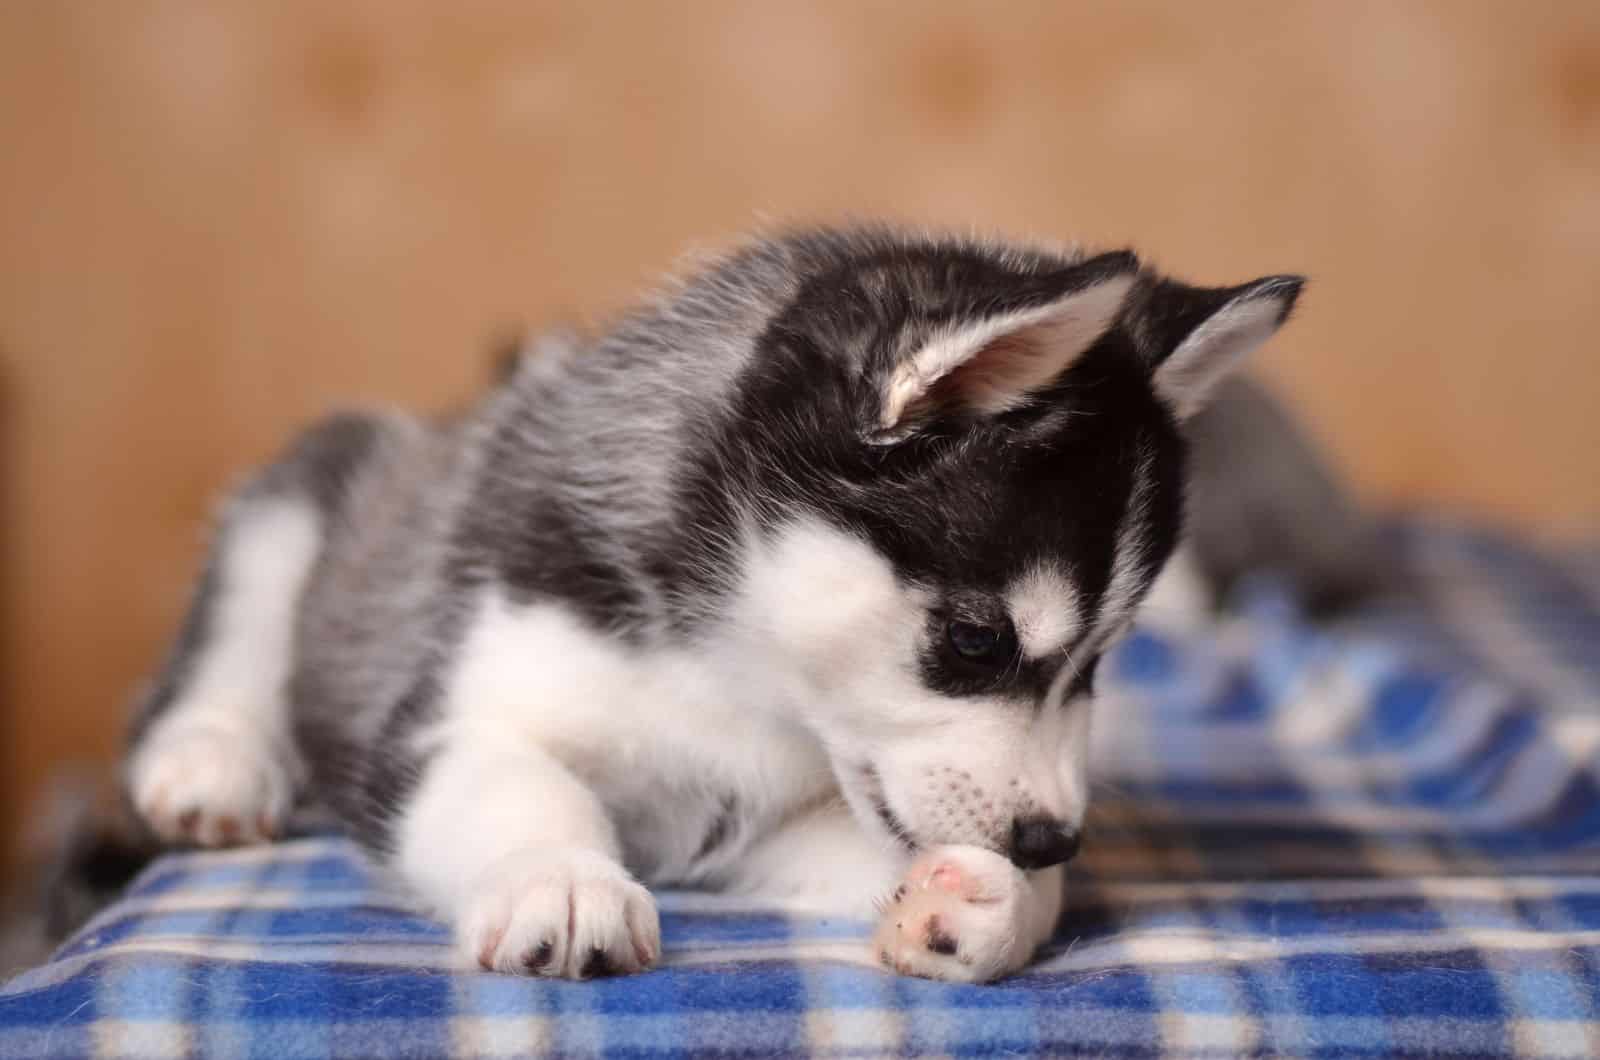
3, 521, 1598, 1058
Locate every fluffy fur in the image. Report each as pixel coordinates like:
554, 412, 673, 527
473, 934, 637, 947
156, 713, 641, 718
124, 224, 1302, 982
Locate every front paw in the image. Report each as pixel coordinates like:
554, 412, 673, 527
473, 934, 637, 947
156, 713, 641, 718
460, 847, 660, 979
874, 845, 1048, 983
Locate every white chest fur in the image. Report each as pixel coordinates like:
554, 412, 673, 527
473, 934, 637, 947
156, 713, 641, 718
426, 586, 837, 884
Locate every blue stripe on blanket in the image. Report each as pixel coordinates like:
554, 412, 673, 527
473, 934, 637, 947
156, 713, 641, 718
4, 522, 1597, 1058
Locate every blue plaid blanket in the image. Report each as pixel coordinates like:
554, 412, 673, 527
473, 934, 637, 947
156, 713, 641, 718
4, 522, 1598, 1058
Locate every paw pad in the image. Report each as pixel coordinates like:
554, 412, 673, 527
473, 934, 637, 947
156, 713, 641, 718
523, 940, 555, 973
580, 948, 614, 979
925, 914, 958, 956
927, 864, 967, 894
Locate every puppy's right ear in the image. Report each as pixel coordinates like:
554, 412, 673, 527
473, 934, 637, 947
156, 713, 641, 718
1135, 274, 1305, 420
873, 252, 1140, 442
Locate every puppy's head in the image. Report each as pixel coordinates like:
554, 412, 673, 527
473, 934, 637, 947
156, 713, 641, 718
715, 229, 1302, 867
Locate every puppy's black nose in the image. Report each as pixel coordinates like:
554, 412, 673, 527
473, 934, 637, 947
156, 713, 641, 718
1008, 816, 1081, 869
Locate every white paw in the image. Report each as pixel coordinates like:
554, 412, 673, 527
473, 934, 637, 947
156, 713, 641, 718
460, 847, 661, 979
873, 845, 1049, 983
128, 718, 294, 846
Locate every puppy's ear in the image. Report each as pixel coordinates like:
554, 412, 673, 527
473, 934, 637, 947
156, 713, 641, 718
874, 252, 1139, 440
1137, 274, 1304, 420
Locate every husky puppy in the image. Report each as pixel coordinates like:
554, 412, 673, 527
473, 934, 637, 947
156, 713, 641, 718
124, 226, 1301, 982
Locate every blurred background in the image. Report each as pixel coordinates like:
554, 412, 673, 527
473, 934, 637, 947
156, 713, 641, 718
0, 0, 1596, 872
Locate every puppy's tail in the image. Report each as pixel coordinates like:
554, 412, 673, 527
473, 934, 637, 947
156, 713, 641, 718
0, 771, 159, 976
1182, 375, 1413, 617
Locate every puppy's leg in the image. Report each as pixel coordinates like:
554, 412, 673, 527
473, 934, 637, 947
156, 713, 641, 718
126, 414, 386, 846
729, 806, 1062, 982
394, 738, 659, 979
721, 803, 905, 915
126, 496, 319, 846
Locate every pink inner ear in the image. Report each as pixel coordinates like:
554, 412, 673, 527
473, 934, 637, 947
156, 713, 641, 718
880, 271, 1136, 433
924, 330, 1046, 418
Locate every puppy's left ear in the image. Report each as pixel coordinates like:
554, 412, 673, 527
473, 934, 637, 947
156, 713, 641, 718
876, 251, 1140, 440
1139, 274, 1305, 420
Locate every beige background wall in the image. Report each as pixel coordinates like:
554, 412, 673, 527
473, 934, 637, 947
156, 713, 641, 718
1, 1, 1597, 862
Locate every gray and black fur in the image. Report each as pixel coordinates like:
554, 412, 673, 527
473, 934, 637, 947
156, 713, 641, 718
125, 225, 1304, 858
1182, 375, 1403, 614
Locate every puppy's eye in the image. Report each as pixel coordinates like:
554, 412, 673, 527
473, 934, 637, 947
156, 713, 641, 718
947, 620, 1007, 663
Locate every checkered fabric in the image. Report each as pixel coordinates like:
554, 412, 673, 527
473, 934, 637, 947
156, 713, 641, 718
4, 522, 1598, 1058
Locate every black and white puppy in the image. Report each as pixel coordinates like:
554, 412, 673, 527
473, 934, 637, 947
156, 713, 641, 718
125, 225, 1301, 982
